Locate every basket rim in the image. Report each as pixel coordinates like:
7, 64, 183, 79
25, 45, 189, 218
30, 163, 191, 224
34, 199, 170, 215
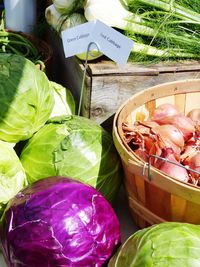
114, 78, 200, 127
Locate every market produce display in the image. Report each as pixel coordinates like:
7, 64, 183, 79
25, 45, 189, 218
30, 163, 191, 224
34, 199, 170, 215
1, 1, 200, 267
122, 103, 200, 185
46, 0, 200, 61
0, 176, 121, 267
20, 115, 122, 203
109, 222, 200, 266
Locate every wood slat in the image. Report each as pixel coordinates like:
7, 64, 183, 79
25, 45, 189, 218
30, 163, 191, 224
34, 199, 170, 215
87, 60, 200, 76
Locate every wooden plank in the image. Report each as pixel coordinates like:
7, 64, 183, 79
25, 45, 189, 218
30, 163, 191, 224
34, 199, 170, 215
86, 59, 200, 76
89, 71, 200, 124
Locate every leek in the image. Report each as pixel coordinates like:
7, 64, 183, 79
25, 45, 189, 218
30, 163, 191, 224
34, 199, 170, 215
84, 0, 200, 61
132, 42, 200, 59
127, 0, 200, 21
84, 0, 142, 28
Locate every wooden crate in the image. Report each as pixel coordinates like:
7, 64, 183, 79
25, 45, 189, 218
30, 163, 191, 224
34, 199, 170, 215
49, 36, 200, 125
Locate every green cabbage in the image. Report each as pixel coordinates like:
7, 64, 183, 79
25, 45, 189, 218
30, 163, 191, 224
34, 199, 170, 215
0, 140, 27, 216
109, 222, 200, 267
20, 115, 122, 202
0, 54, 54, 143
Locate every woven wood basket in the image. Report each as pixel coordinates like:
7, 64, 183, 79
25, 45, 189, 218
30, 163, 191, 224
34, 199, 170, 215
113, 79, 200, 228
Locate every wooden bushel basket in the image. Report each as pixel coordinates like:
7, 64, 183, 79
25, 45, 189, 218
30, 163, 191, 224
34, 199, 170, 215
113, 79, 200, 228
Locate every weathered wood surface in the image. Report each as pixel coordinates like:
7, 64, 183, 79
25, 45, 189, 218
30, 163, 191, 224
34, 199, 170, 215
87, 60, 200, 76
49, 36, 200, 124
85, 60, 200, 124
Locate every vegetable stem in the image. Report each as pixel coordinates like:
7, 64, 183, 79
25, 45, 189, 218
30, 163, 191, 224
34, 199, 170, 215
131, 0, 200, 21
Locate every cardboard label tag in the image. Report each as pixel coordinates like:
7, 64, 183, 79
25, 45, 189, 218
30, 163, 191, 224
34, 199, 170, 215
61, 20, 134, 65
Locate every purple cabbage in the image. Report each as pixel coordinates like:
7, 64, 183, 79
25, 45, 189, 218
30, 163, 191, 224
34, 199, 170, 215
0, 176, 121, 267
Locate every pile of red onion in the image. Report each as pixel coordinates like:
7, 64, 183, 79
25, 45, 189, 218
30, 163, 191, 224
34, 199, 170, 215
122, 103, 200, 186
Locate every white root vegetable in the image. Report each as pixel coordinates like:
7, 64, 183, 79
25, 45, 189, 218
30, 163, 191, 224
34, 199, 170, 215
45, 5, 86, 33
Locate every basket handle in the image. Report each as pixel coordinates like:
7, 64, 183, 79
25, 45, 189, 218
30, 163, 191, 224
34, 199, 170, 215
126, 158, 149, 178
128, 196, 166, 225
126, 158, 200, 205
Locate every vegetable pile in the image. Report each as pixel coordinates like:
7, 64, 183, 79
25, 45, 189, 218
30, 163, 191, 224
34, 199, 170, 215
0, 53, 122, 208
0, 53, 122, 265
122, 103, 200, 185
0, 176, 121, 267
109, 222, 200, 266
45, 0, 200, 62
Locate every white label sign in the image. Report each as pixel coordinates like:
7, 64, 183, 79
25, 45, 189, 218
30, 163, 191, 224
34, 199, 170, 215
92, 20, 133, 65
61, 20, 134, 65
61, 21, 95, 58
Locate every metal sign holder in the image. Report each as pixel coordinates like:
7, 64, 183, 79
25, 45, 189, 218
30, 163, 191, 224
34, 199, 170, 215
77, 41, 100, 116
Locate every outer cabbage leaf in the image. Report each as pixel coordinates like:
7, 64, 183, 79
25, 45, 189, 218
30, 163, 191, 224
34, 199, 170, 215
0, 140, 27, 216
109, 222, 200, 267
20, 115, 122, 202
0, 54, 54, 143
0, 176, 121, 267
50, 81, 75, 118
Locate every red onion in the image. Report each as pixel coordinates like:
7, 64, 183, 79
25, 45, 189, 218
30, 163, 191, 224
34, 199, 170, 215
157, 115, 195, 141
157, 148, 189, 182
135, 147, 149, 162
151, 103, 180, 123
153, 124, 184, 149
187, 108, 200, 124
185, 152, 200, 179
